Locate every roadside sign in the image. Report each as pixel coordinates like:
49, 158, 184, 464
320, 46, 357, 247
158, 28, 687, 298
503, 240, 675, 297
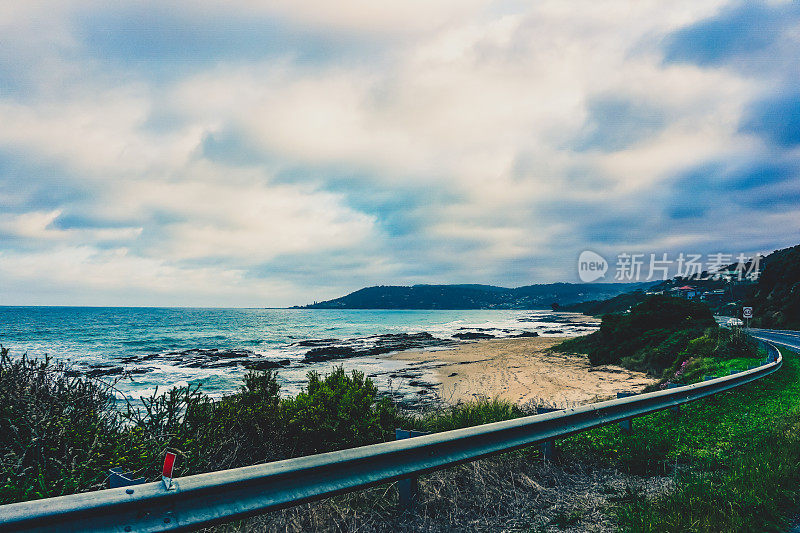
743, 307, 753, 319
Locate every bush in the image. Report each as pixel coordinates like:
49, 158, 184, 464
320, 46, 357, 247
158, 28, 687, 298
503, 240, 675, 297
554, 295, 717, 374
0, 346, 122, 502
0, 350, 402, 504
283, 367, 397, 456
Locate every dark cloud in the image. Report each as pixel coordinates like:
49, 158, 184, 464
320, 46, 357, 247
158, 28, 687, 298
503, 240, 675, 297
662, 2, 799, 67
740, 91, 800, 148
573, 96, 665, 152
0, 150, 86, 213
199, 128, 274, 167
273, 162, 461, 239
74, 5, 383, 76
665, 159, 800, 220
2, 1, 800, 305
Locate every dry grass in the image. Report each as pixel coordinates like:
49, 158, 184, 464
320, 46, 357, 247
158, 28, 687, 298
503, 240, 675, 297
212, 448, 673, 533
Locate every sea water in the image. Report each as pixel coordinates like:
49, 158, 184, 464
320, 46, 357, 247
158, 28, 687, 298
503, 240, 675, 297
0, 307, 596, 403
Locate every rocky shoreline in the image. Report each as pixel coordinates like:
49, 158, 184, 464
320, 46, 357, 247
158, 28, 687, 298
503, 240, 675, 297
69, 313, 602, 408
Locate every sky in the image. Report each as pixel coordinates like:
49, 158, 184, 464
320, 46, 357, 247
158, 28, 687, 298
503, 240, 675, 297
0, 0, 799, 307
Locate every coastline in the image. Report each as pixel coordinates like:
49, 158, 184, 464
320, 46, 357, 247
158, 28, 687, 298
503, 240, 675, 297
385, 336, 657, 407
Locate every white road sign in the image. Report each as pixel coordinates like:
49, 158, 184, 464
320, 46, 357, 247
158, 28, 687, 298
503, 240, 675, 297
743, 307, 753, 319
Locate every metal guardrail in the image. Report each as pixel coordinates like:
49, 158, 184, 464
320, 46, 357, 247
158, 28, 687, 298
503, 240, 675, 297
0, 341, 784, 533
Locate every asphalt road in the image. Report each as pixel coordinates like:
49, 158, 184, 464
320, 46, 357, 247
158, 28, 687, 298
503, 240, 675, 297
749, 328, 800, 352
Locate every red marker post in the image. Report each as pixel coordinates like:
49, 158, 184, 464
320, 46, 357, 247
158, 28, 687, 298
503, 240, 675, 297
162, 451, 177, 490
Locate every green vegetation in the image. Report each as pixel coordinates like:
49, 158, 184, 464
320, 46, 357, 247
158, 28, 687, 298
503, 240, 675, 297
554, 295, 719, 374
404, 398, 525, 433
0, 349, 396, 504
559, 290, 651, 316
749, 243, 800, 329
0, 350, 122, 502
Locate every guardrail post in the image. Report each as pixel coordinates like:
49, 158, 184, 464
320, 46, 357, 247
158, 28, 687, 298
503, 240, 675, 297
666, 383, 680, 414
540, 439, 554, 461
395, 429, 428, 512
536, 406, 560, 459
616, 392, 635, 431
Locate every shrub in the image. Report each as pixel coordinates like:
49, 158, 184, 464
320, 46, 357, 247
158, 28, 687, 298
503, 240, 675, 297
0, 352, 401, 504
283, 367, 397, 456
554, 295, 717, 374
0, 346, 122, 502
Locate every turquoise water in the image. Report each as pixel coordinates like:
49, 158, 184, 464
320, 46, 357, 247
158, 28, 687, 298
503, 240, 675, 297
0, 307, 596, 401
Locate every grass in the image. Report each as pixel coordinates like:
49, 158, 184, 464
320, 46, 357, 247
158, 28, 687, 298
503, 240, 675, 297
553, 345, 800, 532
400, 398, 526, 433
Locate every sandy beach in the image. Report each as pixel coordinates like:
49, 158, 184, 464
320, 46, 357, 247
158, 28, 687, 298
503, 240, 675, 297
388, 336, 657, 407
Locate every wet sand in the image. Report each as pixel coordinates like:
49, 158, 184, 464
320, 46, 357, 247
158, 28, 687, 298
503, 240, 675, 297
387, 336, 656, 407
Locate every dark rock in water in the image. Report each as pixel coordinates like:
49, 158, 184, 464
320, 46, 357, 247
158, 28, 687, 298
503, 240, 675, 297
293, 338, 339, 347
452, 332, 495, 340
304, 346, 358, 362
302, 332, 450, 362
543, 329, 563, 334
244, 360, 286, 370
128, 347, 261, 370
171, 348, 254, 359
513, 331, 539, 338
126, 367, 152, 375
85, 365, 124, 377
457, 327, 494, 331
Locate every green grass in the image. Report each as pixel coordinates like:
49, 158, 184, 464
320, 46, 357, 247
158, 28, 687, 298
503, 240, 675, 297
553, 346, 800, 531
400, 398, 526, 433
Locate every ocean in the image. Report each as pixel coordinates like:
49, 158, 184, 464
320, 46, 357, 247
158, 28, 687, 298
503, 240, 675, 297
0, 307, 597, 404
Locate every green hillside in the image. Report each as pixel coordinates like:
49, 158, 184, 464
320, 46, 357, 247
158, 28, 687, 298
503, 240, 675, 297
298, 282, 648, 310
749, 244, 800, 329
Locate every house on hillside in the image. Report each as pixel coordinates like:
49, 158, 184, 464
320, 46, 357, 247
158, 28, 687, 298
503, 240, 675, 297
670, 285, 698, 299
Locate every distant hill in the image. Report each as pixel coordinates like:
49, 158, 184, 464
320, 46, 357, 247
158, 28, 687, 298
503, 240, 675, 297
296, 282, 650, 310
749, 244, 800, 329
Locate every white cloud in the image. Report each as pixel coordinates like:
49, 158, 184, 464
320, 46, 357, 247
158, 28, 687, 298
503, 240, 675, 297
0, 0, 797, 304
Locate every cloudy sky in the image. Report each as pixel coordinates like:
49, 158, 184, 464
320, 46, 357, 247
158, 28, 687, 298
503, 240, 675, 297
1, 1, 799, 306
